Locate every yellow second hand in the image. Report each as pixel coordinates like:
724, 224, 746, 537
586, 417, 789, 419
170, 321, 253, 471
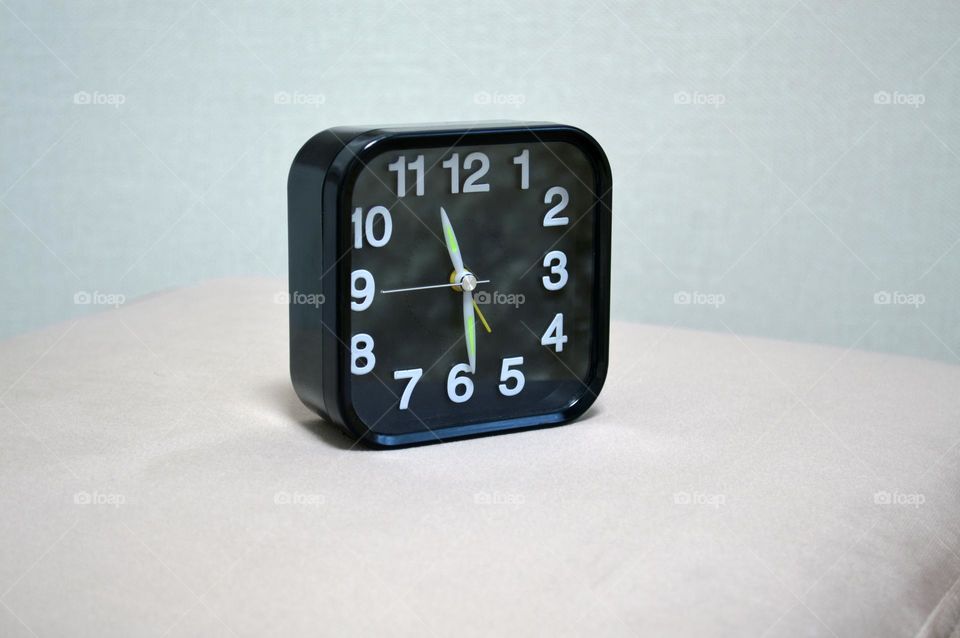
472, 297, 492, 333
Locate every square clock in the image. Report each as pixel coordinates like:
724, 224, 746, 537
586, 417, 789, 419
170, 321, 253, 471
288, 122, 611, 447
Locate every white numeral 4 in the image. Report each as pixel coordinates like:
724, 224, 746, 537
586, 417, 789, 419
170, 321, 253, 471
393, 368, 422, 410
541, 314, 568, 352
498, 356, 525, 396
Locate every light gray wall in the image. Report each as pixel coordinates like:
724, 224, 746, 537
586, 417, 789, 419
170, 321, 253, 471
2, 1, 958, 362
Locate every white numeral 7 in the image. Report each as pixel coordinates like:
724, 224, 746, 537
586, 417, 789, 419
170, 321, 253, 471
393, 368, 423, 410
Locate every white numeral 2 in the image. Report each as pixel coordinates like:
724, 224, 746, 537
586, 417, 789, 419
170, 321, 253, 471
543, 186, 569, 226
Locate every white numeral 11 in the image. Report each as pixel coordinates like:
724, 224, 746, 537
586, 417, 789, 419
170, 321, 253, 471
387, 154, 424, 197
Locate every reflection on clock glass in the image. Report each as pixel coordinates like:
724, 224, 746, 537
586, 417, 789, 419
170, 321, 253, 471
348, 140, 598, 436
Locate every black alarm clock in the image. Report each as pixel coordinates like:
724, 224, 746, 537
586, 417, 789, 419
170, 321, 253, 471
287, 121, 611, 447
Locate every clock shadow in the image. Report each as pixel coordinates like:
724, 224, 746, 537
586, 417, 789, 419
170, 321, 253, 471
264, 378, 606, 449
263, 379, 368, 451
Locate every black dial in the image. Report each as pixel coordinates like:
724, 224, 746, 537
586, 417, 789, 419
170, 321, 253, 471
288, 123, 611, 446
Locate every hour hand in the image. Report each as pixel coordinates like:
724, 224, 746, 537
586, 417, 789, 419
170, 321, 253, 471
440, 207, 465, 275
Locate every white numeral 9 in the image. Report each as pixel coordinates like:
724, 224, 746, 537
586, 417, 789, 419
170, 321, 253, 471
351, 269, 374, 311
352, 206, 393, 248
351, 333, 376, 374
542, 251, 568, 291
393, 368, 422, 410
446, 363, 474, 403
543, 186, 569, 226
498, 356, 525, 396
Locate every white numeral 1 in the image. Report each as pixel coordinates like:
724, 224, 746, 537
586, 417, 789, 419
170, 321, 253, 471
441, 153, 460, 194
513, 149, 529, 190
393, 368, 422, 410
498, 356, 525, 396
541, 314, 568, 352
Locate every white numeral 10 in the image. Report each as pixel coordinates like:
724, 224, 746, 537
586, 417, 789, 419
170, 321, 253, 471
498, 356, 525, 396
541, 314, 568, 352
387, 154, 424, 197
393, 368, 422, 410
352, 206, 393, 248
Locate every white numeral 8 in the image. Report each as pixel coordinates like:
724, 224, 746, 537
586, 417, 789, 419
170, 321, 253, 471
351, 333, 375, 375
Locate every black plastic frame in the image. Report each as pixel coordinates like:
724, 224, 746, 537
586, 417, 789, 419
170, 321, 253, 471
288, 122, 612, 448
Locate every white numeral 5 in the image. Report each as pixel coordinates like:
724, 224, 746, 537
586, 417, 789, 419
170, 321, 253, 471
543, 186, 569, 226
498, 356, 525, 396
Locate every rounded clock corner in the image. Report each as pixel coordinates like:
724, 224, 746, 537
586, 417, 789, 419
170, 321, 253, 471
555, 125, 612, 185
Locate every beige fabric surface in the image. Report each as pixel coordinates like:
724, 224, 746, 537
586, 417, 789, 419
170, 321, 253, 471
1, 278, 959, 638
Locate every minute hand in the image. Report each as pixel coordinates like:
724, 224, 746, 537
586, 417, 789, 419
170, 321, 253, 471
440, 207, 477, 372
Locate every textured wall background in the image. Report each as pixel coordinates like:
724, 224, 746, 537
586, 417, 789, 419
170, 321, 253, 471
1, 1, 958, 362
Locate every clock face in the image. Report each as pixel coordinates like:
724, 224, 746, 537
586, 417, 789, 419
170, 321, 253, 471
344, 137, 602, 437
